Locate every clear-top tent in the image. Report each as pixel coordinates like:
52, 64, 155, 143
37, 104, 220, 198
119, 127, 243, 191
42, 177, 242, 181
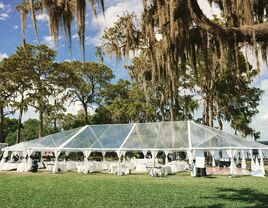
3, 121, 267, 153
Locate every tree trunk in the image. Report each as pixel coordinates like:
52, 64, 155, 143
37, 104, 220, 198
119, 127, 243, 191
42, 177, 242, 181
53, 100, 57, 131
169, 84, 174, 121
39, 109, 44, 138
53, 118, 57, 131
160, 92, 165, 122
16, 94, 24, 143
203, 96, 209, 125
83, 103, 88, 124
16, 107, 23, 143
208, 95, 214, 127
216, 97, 223, 130
169, 83, 176, 159
0, 106, 4, 143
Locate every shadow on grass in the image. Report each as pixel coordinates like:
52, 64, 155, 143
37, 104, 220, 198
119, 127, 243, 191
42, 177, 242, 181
187, 187, 268, 208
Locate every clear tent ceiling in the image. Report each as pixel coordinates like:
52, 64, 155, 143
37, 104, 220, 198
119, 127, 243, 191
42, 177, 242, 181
4, 121, 268, 152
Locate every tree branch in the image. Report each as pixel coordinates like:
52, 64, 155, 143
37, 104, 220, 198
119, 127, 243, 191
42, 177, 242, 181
188, 0, 268, 42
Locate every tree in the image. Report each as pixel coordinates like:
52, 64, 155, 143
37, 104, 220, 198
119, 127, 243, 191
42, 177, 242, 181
5, 119, 39, 145
195, 50, 263, 136
1, 50, 33, 143
14, 0, 268, 138
100, 79, 157, 123
11, 44, 58, 138
16, 1, 268, 88
92, 106, 113, 124
61, 112, 86, 130
2, 118, 18, 145
0, 61, 16, 143
57, 61, 113, 124
124, 52, 198, 122
43, 100, 66, 133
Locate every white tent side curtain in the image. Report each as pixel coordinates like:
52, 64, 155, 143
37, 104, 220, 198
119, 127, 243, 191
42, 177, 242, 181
3, 121, 268, 153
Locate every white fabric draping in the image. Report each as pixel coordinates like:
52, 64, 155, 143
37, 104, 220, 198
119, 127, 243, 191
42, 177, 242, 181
251, 154, 264, 177
116, 151, 124, 176
164, 150, 172, 165
186, 150, 193, 163
210, 150, 216, 167
52, 150, 61, 173
258, 149, 265, 175
142, 150, 147, 159
83, 150, 91, 173
150, 150, 158, 176
226, 149, 237, 175
255, 157, 260, 170
0, 150, 9, 170
241, 150, 247, 169
63, 151, 70, 163
27, 149, 34, 171
250, 150, 255, 171
21, 151, 28, 172
186, 150, 195, 177
101, 151, 106, 162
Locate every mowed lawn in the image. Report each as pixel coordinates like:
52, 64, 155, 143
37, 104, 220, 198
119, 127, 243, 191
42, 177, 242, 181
0, 172, 268, 208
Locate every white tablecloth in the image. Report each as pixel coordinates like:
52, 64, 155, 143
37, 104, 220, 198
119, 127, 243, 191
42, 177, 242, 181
1, 163, 19, 171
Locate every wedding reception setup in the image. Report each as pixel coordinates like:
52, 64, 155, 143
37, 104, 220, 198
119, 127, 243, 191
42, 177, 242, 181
0, 121, 267, 177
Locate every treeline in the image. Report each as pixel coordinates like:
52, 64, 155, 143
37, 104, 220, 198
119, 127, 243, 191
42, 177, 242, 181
0, 44, 158, 145
0, 40, 263, 145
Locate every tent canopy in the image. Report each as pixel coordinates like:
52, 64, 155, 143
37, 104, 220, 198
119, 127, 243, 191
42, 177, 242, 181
3, 121, 267, 153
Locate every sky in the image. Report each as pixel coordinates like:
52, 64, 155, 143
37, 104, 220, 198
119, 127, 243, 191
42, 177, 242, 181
0, 0, 267, 141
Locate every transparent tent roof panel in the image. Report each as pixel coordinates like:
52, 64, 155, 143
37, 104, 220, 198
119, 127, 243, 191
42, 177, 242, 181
63, 126, 98, 149
90, 124, 134, 149
5, 121, 268, 152
121, 122, 189, 150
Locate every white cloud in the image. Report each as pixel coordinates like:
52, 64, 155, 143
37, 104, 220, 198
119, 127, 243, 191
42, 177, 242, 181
36, 13, 49, 22
0, 13, 8, 20
198, 0, 221, 19
13, 25, 19, 30
42, 35, 63, 49
65, 102, 83, 115
250, 91, 268, 140
0, 2, 12, 20
72, 34, 78, 39
0, 52, 8, 61
261, 79, 268, 91
0, 2, 4, 9
63, 59, 73, 62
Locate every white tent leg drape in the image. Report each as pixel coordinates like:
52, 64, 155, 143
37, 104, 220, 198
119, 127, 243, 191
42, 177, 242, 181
255, 156, 260, 170
258, 149, 265, 175
0, 150, 8, 170
83, 150, 91, 174
251, 153, 264, 177
117, 151, 126, 176
241, 150, 247, 169
151, 150, 158, 176
64, 151, 70, 163
186, 150, 196, 177
52, 150, 61, 173
101, 151, 106, 162
142, 150, 147, 159
226, 149, 237, 175
250, 150, 255, 171
210, 150, 216, 167
164, 150, 172, 165
27, 149, 34, 171
22, 151, 28, 172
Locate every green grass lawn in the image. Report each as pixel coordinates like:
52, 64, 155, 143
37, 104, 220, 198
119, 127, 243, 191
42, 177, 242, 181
0, 172, 268, 208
